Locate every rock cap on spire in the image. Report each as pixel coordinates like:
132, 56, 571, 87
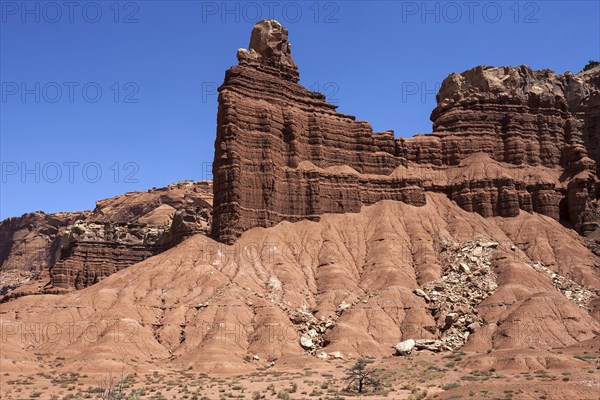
237, 19, 299, 82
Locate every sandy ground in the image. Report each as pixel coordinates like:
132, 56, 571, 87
1, 345, 599, 400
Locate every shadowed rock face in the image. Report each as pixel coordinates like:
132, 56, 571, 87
212, 20, 600, 244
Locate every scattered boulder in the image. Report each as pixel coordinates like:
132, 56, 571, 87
394, 339, 416, 356
467, 322, 481, 332
300, 334, 315, 350
444, 313, 459, 328
337, 301, 351, 312
414, 339, 444, 352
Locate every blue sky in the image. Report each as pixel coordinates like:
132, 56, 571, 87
1, 0, 599, 219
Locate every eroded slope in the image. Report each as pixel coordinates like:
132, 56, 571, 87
1, 194, 597, 372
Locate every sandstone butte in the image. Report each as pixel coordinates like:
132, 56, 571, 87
1, 19, 599, 399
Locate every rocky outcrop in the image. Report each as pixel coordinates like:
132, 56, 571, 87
212, 20, 600, 243
0, 211, 87, 274
418, 66, 597, 168
419, 65, 600, 236
48, 181, 212, 291
0, 211, 88, 297
50, 221, 166, 290
0, 21, 598, 373
50, 208, 212, 290
1, 181, 212, 297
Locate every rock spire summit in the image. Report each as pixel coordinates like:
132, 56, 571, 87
237, 19, 299, 82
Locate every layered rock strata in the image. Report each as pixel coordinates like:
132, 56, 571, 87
212, 20, 600, 243
0, 181, 212, 296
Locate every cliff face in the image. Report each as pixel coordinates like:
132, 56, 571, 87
414, 65, 600, 236
0, 212, 86, 274
0, 181, 212, 298
9, 21, 594, 291
421, 66, 597, 169
212, 20, 600, 244
0, 211, 87, 296
212, 21, 409, 243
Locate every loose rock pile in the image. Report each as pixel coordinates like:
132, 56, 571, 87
401, 238, 499, 353
284, 295, 377, 357
530, 261, 598, 310
293, 307, 336, 354
263, 286, 339, 357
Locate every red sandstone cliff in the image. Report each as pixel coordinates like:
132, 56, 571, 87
212, 20, 600, 244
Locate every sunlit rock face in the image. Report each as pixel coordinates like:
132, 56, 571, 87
212, 20, 600, 243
